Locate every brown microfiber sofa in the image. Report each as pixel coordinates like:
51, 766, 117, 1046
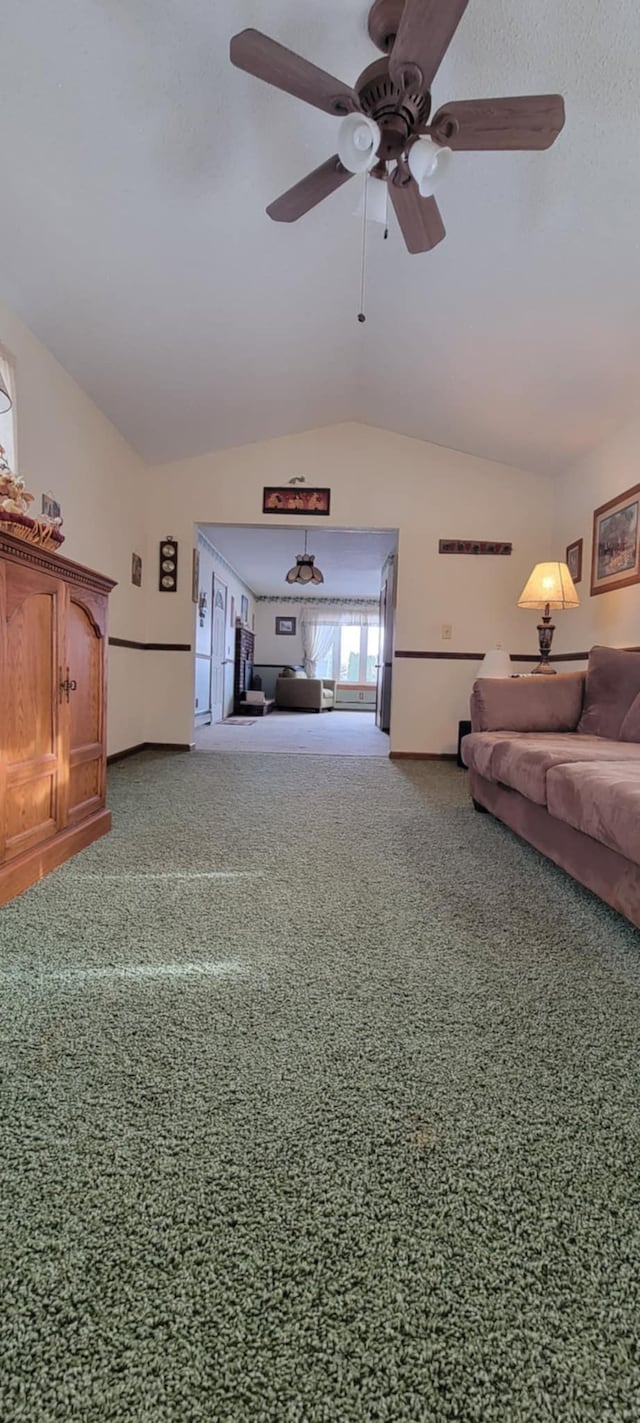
462, 646, 640, 929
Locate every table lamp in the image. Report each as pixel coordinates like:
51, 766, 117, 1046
477, 647, 512, 678
517, 561, 579, 674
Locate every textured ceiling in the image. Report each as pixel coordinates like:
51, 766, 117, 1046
201, 525, 396, 598
1, 1, 639, 472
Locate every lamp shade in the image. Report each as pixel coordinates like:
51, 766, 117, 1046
517, 561, 579, 611
407, 136, 452, 197
0, 371, 11, 416
337, 114, 380, 174
477, 648, 512, 678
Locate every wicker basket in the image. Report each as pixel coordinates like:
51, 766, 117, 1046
0, 510, 65, 551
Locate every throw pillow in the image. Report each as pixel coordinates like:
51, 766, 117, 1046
620, 690, 640, 742
578, 646, 640, 740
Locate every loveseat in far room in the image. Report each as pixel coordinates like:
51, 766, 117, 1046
275, 670, 336, 712
462, 646, 640, 930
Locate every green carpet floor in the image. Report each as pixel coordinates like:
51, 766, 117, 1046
1, 751, 639, 1422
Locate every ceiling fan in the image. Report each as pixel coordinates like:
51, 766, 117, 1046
230, 0, 565, 254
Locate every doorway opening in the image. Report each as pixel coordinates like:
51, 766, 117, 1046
192, 524, 398, 756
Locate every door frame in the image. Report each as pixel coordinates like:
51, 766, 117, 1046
211, 572, 227, 724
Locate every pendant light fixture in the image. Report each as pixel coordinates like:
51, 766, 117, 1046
285, 529, 324, 586
0, 370, 12, 416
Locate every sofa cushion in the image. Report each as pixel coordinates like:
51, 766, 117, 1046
578, 646, 640, 740
619, 690, 640, 742
547, 762, 640, 868
462, 731, 527, 779
470, 732, 640, 806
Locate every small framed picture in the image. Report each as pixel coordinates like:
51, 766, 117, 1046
591, 483, 640, 596
131, 552, 142, 587
241, 594, 249, 623
565, 538, 583, 585
42, 492, 61, 521
192, 548, 200, 604
276, 616, 297, 635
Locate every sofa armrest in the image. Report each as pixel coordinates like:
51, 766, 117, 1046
470, 671, 585, 733
322, 679, 336, 692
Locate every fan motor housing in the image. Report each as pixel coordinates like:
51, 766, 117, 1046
356, 59, 431, 160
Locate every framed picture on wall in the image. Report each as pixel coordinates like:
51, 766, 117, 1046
241, 594, 249, 624
263, 486, 330, 515
131, 552, 142, 587
591, 483, 640, 596
276, 616, 297, 635
565, 538, 583, 585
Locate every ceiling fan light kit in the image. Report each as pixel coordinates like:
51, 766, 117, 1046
230, 0, 565, 255
407, 135, 451, 198
337, 114, 382, 174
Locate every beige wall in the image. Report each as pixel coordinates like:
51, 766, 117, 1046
144, 423, 552, 753
553, 413, 640, 662
0, 298, 147, 755
254, 601, 304, 670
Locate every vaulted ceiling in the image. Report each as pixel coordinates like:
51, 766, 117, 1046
1, 1, 639, 472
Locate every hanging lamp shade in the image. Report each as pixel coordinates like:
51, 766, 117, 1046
285, 530, 324, 586
0, 370, 12, 416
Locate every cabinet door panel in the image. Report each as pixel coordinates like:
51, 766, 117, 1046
5, 776, 56, 855
67, 597, 106, 822
6, 592, 56, 760
2, 577, 65, 860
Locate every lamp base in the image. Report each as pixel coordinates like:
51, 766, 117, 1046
531, 606, 556, 675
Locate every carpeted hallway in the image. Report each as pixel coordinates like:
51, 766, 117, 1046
1, 750, 639, 1422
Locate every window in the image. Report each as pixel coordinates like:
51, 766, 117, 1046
314, 623, 382, 684
0, 350, 17, 472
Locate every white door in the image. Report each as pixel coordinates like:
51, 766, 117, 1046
211, 577, 227, 723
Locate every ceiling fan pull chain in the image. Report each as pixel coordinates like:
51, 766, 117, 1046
358, 174, 368, 323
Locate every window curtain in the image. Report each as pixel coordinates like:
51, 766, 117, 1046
300, 618, 335, 677
299, 602, 378, 676
301, 602, 378, 629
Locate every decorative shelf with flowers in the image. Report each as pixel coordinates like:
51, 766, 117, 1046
0, 445, 64, 551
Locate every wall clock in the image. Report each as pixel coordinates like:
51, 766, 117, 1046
159, 538, 178, 592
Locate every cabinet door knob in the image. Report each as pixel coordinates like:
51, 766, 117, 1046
59, 668, 78, 702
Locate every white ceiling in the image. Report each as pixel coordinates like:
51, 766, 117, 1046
200, 524, 395, 597
1, 2, 640, 473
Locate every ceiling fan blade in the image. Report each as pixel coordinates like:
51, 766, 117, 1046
230, 29, 360, 116
389, 0, 470, 94
389, 176, 446, 254
431, 95, 566, 150
267, 156, 354, 223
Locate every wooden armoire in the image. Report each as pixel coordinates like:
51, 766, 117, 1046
0, 532, 116, 906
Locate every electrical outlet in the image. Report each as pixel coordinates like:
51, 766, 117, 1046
441, 624, 452, 641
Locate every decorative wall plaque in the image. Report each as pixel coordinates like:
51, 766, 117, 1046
439, 540, 512, 556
